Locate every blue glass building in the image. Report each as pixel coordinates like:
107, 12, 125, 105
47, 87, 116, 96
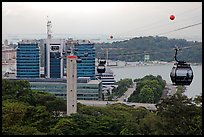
16, 40, 40, 78
74, 43, 96, 79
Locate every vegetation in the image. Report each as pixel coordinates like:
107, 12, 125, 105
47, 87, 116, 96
94, 36, 202, 63
2, 78, 202, 135
128, 75, 166, 103
111, 78, 133, 99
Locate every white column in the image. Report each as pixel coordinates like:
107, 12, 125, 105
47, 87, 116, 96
67, 55, 77, 116
46, 40, 50, 78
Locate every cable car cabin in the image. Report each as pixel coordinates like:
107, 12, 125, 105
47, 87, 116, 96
99, 59, 106, 65
97, 64, 106, 73
76, 58, 82, 63
170, 62, 193, 86
67, 49, 71, 54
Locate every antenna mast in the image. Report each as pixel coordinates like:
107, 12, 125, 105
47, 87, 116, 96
47, 16, 52, 39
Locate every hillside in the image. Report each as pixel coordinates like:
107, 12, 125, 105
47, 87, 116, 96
94, 36, 202, 63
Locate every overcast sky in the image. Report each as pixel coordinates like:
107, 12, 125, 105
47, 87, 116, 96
2, 2, 202, 42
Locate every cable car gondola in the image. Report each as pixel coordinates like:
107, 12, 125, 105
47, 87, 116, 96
97, 58, 106, 73
97, 64, 106, 73
170, 48, 193, 86
76, 56, 82, 63
99, 59, 106, 65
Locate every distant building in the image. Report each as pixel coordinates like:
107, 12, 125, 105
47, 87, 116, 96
77, 77, 102, 100
144, 54, 150, 62
16, 40, 40, 78
2, 40, 16, 65
96, 68, 117, 96
44, 39, 65, 78
8, 78, 102, 101
43, 18, 65, 78
74, 40, 96, 79
96, 68, 116, 88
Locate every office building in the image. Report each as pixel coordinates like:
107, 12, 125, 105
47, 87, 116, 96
16, 40, 40, 78
96, 68, 117, 97
74, 40, 96, 79
8, 78, 102, 100
96, 68, 116, 88
2, 40, 16, 65
44, 39, 64, 78
77, 77, 102, 100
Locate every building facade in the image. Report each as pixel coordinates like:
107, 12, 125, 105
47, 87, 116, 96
74, 41, 96, 79
2, 45, 16, 65
77, 77, 102, 100
8, 78, 102, 100
96, 68, 116, 88
44, 39, 64, 78
96, 68, 117, 97
16, 40, 40, 78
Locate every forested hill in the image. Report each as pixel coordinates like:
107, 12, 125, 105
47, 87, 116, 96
94, 36, 202, 63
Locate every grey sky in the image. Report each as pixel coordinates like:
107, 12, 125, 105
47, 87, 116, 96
2, 2, 202, 42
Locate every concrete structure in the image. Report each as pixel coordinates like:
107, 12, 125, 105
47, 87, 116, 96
44, 38, 64, 78
144, 54, 150, 62
2, 40, 16, 65
16, 39, 40, 78
44, 18, 65, 78
74, 40, 96, 79
7, 77, 102, 100
96, 68, 116, 87
77, 77, 102, 100
67, 55, 77, 116
96, 68, 117, 98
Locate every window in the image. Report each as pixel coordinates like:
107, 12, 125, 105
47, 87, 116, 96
51, 46, 59, 51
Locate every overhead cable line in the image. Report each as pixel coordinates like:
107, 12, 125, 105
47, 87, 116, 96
97, 43, 202, 58
157, 22, 202, 36
114, 6, 202, 38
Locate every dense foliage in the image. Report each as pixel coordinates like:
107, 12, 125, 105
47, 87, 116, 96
2, 79, 202, 135
128, 75, 166, 103
111, 78, 133, 99
2, 79, 66, 135
94, 36, 202, 63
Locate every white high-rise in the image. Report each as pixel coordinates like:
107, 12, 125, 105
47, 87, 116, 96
44, 18, 65, 78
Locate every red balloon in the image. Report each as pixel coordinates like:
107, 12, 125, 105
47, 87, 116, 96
170, 15, 175, 20
110, 36, 113, 39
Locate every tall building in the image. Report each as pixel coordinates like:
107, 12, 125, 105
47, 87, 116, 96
16, 40, 40, 78
44, 19, 65, 78
74, 40, 96, 79
44, 39, 64, 78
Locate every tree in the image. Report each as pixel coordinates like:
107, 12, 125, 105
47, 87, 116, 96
129, 75, 166, 103
2, 100, 28, 127
2, 125, 45, 135
139, 113, 165, 135
2, 79, 31, 100
50, 118, 79, 135
156, 93, 202, 135
138, 85, 154, 103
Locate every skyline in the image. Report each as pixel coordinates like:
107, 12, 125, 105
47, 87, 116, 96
2, 2, 202, 42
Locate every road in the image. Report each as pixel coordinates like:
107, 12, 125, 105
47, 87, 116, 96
161, 83, 177, 99
78, 82, 157, 111
116, 82, 136, 102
